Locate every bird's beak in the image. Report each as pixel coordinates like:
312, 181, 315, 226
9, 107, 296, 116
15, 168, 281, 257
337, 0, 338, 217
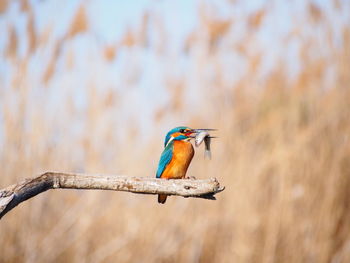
192, 128, 217, 133
189, 128, 217, 138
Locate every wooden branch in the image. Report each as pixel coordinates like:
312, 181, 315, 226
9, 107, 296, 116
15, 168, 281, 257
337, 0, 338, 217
0, 172, 225, 219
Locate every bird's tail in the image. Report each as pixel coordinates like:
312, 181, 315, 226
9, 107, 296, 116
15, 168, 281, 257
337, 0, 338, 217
158, 194, 167, 204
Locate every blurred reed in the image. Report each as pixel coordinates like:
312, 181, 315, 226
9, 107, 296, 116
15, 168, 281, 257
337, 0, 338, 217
0, 1, 350, 262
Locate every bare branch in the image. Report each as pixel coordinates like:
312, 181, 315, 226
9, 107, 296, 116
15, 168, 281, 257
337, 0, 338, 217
0, 172, 225, 219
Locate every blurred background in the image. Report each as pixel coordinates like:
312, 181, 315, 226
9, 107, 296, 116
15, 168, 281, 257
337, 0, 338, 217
1, 0, 350, 262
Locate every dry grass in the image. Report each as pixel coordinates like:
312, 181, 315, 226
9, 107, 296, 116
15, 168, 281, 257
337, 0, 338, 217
1, 1, 350, 262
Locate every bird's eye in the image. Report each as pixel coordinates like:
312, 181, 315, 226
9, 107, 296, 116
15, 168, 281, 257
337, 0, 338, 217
180, 129, 185, 133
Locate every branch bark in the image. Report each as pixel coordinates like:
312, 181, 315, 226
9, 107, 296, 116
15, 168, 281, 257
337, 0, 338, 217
0, 172, 225, 219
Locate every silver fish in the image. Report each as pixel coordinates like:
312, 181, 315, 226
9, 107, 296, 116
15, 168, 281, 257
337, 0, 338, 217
195, 131, 208, 147
195, 131, 212, 159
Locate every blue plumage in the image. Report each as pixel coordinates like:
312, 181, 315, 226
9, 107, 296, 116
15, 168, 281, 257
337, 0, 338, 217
156, 142, 174, 178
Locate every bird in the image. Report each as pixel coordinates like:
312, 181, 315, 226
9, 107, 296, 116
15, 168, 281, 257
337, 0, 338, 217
156, 126, 214, 204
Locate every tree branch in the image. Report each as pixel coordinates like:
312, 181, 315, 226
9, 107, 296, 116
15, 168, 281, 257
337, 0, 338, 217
0, 172, 225, 219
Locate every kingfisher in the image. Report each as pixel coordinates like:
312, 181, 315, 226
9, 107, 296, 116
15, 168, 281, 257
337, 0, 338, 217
156, 126, 214, 204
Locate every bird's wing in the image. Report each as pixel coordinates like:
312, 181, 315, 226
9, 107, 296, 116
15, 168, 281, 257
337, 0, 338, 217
156, 143, 173, 178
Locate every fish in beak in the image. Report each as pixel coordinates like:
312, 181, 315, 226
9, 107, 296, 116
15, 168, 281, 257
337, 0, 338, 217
191, 129, 217, 159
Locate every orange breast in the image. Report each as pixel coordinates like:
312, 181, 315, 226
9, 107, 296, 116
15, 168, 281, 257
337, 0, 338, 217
161, 141, 194, 179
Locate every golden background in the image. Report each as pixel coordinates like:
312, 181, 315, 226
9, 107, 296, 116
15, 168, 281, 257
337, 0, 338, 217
0, 0, 350, 262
